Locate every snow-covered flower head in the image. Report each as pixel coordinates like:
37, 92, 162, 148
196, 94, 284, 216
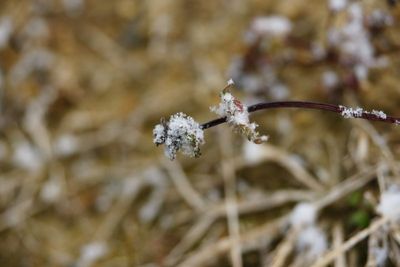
210, 89, 268, 144
153, 112, 204, 160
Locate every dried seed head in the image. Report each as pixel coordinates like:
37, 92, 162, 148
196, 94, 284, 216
153, 113, 204, 160
210, 90, 268, 143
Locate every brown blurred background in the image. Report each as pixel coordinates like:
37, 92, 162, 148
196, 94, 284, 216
1, 0, 400, 266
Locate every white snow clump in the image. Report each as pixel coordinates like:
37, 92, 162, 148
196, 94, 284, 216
210, 90, 268, 144
339, 105, 364, 118
153, 112, 204, 160
339, 105, 389, 120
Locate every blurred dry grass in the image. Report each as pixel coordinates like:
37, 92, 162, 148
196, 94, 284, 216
1, 0, 400, 266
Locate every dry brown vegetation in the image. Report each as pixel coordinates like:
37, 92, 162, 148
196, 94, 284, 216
1, 0, 400, 266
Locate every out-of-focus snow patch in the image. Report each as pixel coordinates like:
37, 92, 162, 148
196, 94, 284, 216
54, 134, 79, 156
77, 242, 108, 267
12, 141, 43, 172
270, 83, 289, 100
251, 16, 292, 37
296, 225, 327, 260
322, 71, 339, 90
329, 0, 347, 12
290, 202, 317, 228
377, 186, 400, 219
243, 142, 266, 164
40, 178, 62, 203
0, 16, 12, 49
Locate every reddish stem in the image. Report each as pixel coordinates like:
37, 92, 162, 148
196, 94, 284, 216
200, 101, 399, 130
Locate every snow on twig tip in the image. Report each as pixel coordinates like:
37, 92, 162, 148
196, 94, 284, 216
210, 90, 268, 144
153, 113, 204, 160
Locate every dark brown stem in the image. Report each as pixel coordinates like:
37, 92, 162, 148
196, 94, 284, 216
200, 101, 399, 130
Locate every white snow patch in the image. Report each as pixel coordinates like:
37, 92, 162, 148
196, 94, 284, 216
322, 71, 339, 89
290, 202, 317, 228
54, 134, 79, 156
329, 0, 347, 12
12, 142, 43, 171
251, 16, 292, 37
372, 246, 388, 267
296, 226, 327, 260
77, 242, 108, 267
377, 186, 400, 219
40, 179, 62, 203
243, 142, 266, 164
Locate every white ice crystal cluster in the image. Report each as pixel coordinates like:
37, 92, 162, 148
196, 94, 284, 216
290, 203, 327, 262
210, 90, 268, 144
153, 112, 204, 160
339, 105, 388, 120
339, 105, 363, 119
377, 186, 400, 220
371, 110, 387, 119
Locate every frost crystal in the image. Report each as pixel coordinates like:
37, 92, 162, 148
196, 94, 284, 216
371, 110, 387, 119
210, 90, 268, 144
227, 78, 235, 86
339, 105, 390, 120
339, 105, 363, 118
153, 113, 204, 160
